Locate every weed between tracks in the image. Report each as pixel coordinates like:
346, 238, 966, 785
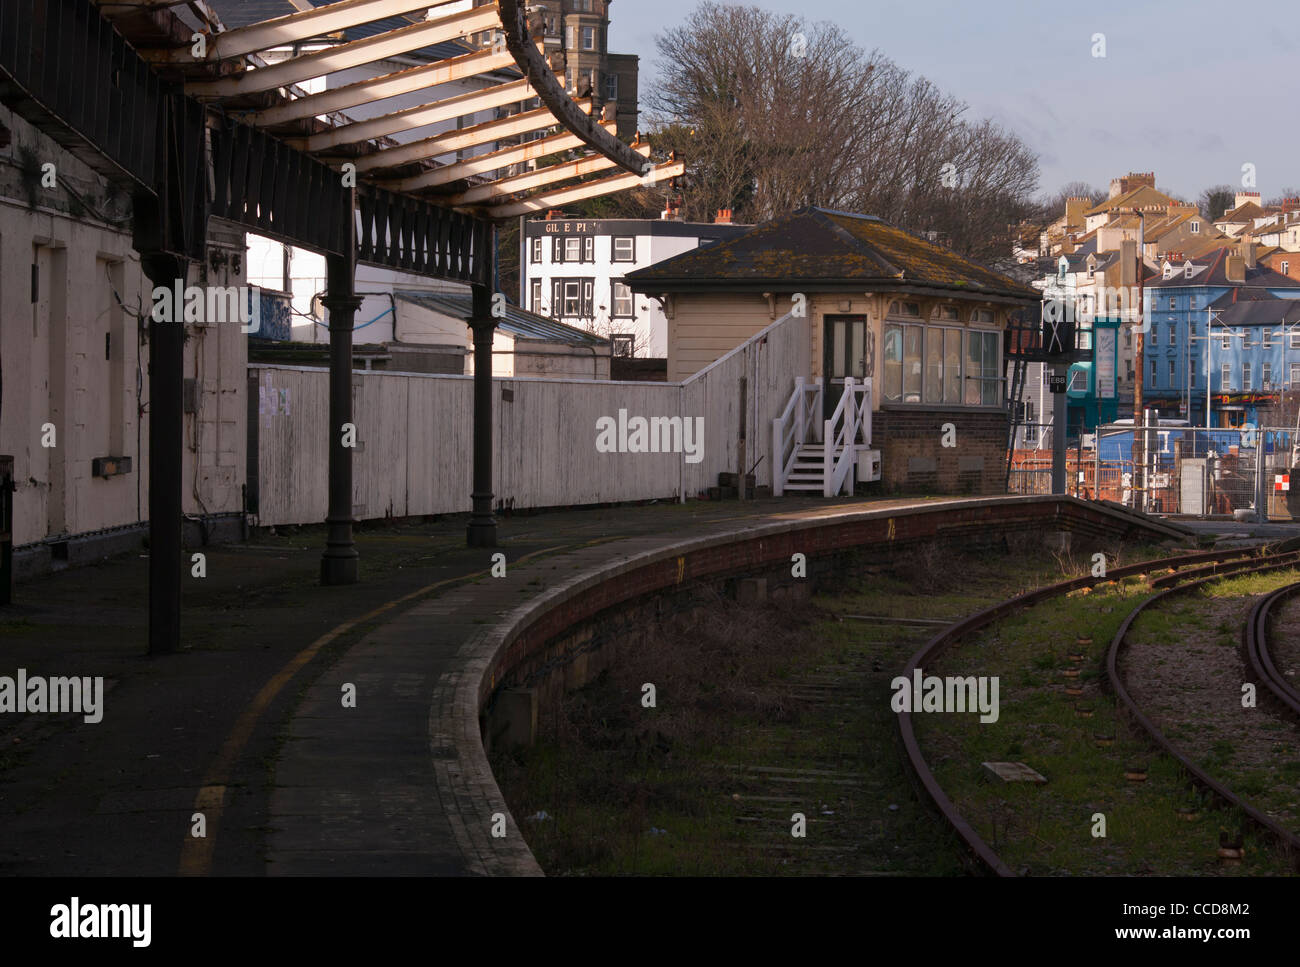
921, 571, 1295, 876
491, 539, 1141, 876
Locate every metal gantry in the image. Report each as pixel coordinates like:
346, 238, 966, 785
1, 0, 683, 652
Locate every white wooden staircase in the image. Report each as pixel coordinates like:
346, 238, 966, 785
772, 377, 879, 497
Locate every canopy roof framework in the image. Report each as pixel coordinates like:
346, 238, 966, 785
102, 0, 682, 234
1, 0, 683, 653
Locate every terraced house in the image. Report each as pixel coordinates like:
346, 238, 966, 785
625, 208, 1041, 495
1141, 241, 1300, 427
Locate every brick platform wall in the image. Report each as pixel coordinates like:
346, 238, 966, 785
873, 408, 1009, 495
482, 497, 1184, 711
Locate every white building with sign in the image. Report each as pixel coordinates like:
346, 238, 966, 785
521, 213, 750, 357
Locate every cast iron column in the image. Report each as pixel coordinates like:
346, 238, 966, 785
321, 248, 361, 585
467, 282, 497, 547
143, 252, 186, 655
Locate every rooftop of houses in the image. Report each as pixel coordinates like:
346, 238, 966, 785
1212, 292, 1300, 326
1245, 211, 1300, 237
394, 291, 609, 346
624, 207, 1039, 302
1160, 235, 1232, 260
1216, 201, 1269, 224
1144, 248, 1300, 289
1083, 184, 1178, 217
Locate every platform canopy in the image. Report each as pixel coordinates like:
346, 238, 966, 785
94, 0, 682, 220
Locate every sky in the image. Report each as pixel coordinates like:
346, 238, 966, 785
609, 0, 1299, 204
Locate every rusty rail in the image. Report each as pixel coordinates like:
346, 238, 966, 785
897, 541, 1286, 877
1245, 581, 1300, 715
1150, 548, 1300, 589
1106, 558, 1300, 869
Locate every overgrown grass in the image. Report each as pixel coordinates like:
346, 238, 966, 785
493, 536, 1181, 875
917, 576, 1295, 875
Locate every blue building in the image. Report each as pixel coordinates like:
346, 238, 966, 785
1141, 248, 1300, 427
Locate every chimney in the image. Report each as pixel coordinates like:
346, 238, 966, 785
1234, 190, 1261, 211
1110, 171, 1156, 198
714, 208, 732, 224
1119, 238, 1137, 286
1226, 253, 1246, 283
1240, 238, 1256, 269
1065, 196, 1088, 229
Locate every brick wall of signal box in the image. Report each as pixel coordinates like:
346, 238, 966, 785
872, 408, 1009, 495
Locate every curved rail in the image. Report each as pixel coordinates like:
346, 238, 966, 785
1245, 581, 1300, 715
897, 542, 1291, 877
1106, 560, 1300, 868
1150, 549, 1300, 589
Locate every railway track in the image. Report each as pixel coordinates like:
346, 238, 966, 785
1245, 581, 1300, 715
898, 538, 1300, 877
1107, 558, 1300, 869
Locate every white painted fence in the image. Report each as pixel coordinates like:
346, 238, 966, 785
251, 311, 808, 526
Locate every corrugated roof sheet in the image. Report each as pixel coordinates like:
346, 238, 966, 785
624, 207, 1037, 301
394, 291, 609, 345
203, 0, 297, 29
202, 1, 477, 63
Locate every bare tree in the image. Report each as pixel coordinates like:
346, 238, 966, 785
1264, 188, 1300, 208
646, 2, 1041, 261
1037, 180, 1106, 217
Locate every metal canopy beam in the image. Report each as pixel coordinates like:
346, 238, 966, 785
248, 44, 527, 127
304, 75, 547, 151
182, 4, 501, 95
448, 142, 651, 206
352, 99, 592, 173
356, 186, 489, 281
483, 159, 685, 217
498, 0, 645, 176
0, 0, 163, 188
381, 123, 613, 192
